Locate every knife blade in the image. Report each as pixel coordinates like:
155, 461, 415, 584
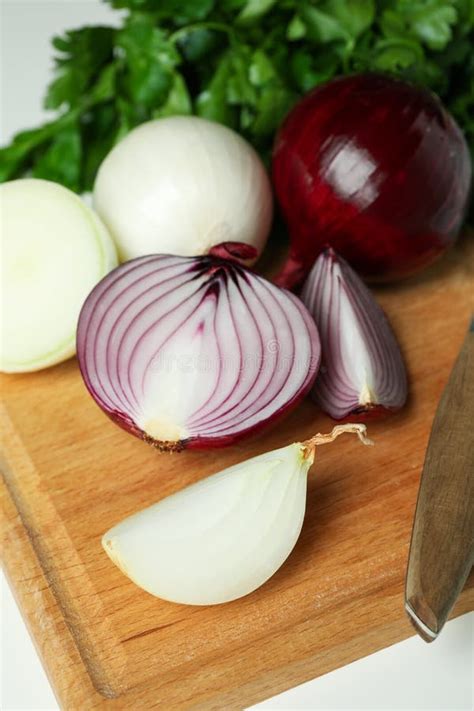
405, 318, 474, 642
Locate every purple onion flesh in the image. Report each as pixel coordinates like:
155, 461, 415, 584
77, 251, 321, 450
301, 249, 407, 420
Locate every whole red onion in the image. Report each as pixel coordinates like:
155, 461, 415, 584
273, 73, 471, 289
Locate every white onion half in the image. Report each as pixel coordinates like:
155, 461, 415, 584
0, 179, 117, 372
103, 425, 372, 605
93, 117, 273, 262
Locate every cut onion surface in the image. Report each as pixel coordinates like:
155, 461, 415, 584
0, 179, 117, 373
301, 249, 407, 420
77, 250, 321, 450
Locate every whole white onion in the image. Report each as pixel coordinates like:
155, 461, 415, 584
93, 117, 273, 262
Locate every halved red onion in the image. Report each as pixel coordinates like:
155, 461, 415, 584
77, 250, 321, 450
301, 249, 407, 420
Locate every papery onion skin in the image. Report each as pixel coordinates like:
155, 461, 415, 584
93, 116, 273, 264
77, 249, 320, 451
301, 248, 407, 420
273, 73, 472, 290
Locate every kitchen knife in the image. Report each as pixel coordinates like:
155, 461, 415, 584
405, 318, 474, 642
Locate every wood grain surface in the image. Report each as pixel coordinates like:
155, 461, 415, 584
1, 236, 474, 710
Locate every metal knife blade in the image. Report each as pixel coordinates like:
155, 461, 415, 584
405, 318, 474, 642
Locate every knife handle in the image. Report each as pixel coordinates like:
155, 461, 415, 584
405, 323, 474, 641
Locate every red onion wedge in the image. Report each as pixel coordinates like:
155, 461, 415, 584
301, 249, 407, 420
77, 249, 320, 451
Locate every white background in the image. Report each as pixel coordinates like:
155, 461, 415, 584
1, 2, 473, 709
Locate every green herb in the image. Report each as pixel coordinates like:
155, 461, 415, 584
1, 0, 473, 192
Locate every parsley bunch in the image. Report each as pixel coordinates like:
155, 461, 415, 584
1, 0, 473, 193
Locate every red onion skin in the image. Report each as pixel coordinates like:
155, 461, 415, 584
273, 73, 472, 290
336, 403, 399, 423
208, 241, 259, 263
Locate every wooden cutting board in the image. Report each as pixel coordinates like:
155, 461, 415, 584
1, 237, 473, 711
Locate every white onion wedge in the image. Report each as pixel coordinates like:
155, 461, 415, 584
0, 179, 117, 372
102, 425, 372, 605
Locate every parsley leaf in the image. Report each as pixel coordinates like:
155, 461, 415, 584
45, 27, 115, 110
107, 0, 215, 23
32, 124, 82, 191
236, 0, 278, 24
2, 0, 473, 192
117, 15, 179, 108
196, 53, 236, 125
381, 0, 458, 51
